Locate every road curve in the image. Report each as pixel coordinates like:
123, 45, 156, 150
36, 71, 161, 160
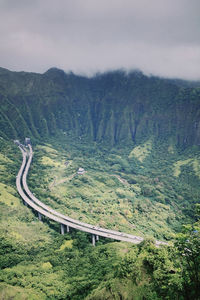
17, 144, 168, 246
23, 145, 144, 242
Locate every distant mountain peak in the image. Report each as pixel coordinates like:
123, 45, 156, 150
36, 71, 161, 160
44, 67, 66, 76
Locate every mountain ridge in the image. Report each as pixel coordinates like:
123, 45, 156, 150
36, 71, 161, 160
0, 66, 200, 300
0, 67, 200, 149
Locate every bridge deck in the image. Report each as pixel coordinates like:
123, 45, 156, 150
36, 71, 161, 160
16, 144, 168, 246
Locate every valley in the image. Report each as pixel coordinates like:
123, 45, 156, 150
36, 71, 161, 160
0, 67, 199, 299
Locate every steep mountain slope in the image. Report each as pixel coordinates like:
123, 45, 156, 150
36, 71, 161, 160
0, 67, 200, 299
0, 67, 200, 148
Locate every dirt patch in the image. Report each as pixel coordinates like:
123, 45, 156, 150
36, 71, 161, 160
110, 174, 129, 185
49, 173, 76, 190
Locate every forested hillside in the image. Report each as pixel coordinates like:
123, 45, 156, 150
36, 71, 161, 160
0, 67, 200, 147
0, 67, 199, 299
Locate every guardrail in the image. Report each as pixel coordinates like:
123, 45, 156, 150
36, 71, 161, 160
16, 142, 168, 247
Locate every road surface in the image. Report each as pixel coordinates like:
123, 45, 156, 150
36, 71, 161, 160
16, 144, 168, 246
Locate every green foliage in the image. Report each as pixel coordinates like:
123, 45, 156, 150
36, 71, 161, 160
0, 283, 46, 300
0, 68, 200, 298
0, 67, 199, 149
25, 136, 200, 242
0, 137, 199, 299
175, 205, 200, 300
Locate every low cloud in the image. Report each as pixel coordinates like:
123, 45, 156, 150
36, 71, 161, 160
0, 0, 200, 80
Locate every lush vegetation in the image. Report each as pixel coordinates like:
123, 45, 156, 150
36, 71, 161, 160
0, 67, 200, 149
0, 135, 199, 299
0, 68, 199, 299
27, 135, 200, 241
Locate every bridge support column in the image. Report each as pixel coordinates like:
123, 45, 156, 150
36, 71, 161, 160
66, 225, 70, 233
38, 212, 42, 221
61, 224, 65, 235
96, 235, 99, 241
23, 200, 28, 207
92, 234, 95, 246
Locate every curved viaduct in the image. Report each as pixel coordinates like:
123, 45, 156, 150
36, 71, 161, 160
16, 140, 167, 247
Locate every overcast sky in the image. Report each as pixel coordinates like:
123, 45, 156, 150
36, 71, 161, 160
0, 0, 200, 80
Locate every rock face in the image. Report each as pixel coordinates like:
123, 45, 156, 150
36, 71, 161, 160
0, 67, 200, 147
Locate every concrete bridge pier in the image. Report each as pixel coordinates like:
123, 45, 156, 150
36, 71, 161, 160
23, 200, 28, 207
38, 212, 42, 221
61, 224, 65, 235
92, 234, 96, 246
66, 225, 70, 233
96, 235, 99, 241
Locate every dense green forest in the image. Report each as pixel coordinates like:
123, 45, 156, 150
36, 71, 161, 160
0, 67, 199, 299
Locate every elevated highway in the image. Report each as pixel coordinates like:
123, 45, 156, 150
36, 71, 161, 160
16, 142, 168, 246
23, 145, 144, 242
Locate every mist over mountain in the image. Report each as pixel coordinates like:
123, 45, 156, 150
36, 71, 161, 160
0, 67, 200, 149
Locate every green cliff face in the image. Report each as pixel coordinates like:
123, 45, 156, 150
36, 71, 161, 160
0, 67, 200, 300
0, 67, 199, 148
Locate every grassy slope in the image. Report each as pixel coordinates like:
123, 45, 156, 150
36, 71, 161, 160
0, 69, 199, 299
28, 135, 200, 240
0, 136, 199, 299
